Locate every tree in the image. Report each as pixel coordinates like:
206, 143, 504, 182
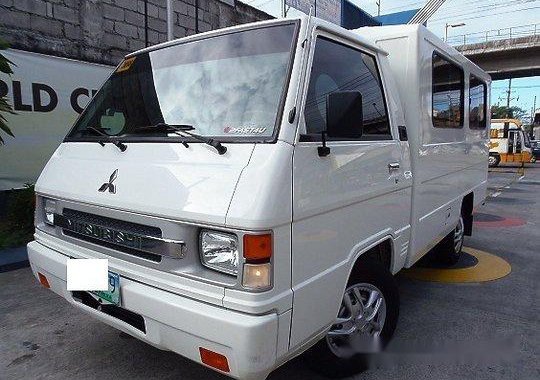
491, 105, 527, 120
0, 38, 15, 145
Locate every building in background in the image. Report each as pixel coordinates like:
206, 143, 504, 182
0, 0, 271, 66
375, 9, 422, 26
342, 1, 380, 29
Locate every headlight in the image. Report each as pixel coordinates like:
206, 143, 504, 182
200, 230, 239, 275
43, 198, 56, 226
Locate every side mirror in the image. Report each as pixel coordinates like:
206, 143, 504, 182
326, 91, 363, 139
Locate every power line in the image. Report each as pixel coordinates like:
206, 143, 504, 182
493, 85, 540, 89
429, 0, 538, 22
429, 5, 540, 23
382, 1, 427, 12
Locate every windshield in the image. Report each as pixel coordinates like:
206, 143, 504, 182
66, 22, 298, 143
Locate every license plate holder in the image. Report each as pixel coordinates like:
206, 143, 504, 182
91, 271, 120, 306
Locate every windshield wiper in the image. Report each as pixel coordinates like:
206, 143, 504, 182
86, 126, 127, 152
137, 123, 227, 155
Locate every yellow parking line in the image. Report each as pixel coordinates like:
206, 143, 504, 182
402, 247, 511, 283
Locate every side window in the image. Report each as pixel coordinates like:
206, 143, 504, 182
432, 52, 464, 128
303, 37, 391, 140
469, 75, 487, 129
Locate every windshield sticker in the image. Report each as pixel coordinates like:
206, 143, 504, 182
116, 57, 136, 73
223, 126, 267, 134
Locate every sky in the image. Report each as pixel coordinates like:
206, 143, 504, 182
242, 0, 540, 121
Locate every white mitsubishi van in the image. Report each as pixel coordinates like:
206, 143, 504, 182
27, 16, 490, 379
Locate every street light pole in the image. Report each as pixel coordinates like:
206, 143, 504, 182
445, 22, 465, 42
166, 0, 173, 41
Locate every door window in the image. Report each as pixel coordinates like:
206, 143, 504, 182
303, 36, 391, 140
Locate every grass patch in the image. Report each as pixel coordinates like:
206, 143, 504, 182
0, 185, 35, 250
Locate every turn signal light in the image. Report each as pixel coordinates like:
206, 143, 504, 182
243, 233, 272, 261
38, 272, 50, 288
242, 263, 271, 290
199, 347, 230, 373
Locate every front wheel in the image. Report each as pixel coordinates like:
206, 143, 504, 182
307, 260, 399, 378
488, 154, 500, 167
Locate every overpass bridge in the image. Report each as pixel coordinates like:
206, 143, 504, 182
447, 24, 540, 80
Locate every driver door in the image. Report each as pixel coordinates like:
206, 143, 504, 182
289, 34, 412, 348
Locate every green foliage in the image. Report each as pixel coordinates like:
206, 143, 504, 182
491, 105, 527, 120
0, 37, 15, 145
0, 184, 36, 250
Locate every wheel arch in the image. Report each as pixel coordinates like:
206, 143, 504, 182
461, 192, 474, 236
348, 237, 394, 281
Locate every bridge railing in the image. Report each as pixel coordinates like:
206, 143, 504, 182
446, 23, 540, 46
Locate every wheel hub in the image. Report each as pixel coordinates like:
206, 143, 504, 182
454, 217, 465, 253
326, 283, 386, 358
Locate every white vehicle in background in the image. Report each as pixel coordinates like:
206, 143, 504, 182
489, 118, 535, 167
27, 16, 490, 380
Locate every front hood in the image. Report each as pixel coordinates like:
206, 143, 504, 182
36, 142, 255, 225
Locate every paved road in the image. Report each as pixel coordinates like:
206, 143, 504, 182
1, 165, 539, 380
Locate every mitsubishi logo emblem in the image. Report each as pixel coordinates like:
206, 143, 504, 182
98, 169, 118, 194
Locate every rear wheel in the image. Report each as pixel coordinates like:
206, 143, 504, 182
307, 260, 399, 378
488, 154, 500, 167
434, 216, 464, 266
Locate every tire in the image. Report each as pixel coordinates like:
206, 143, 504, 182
306, 260, 399, 378
434, 216, 464, 266
531, 156, 537, 163
488, 154, 500, 167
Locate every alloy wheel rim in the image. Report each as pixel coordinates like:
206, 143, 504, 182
454, 217, 465, 253
488, 156, 496, 165
326, 283, 386, 358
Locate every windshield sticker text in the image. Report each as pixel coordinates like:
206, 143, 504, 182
223, 126, 267, 134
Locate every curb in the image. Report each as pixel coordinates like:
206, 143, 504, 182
0, 246, 30, 273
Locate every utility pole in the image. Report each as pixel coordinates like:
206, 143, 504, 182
376, 0, 381, 16
532, 95, 537, 125
506, 78, 512, 117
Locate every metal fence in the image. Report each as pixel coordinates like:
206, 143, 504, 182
446, 23, 540, 46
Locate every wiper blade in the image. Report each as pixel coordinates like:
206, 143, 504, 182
85, 126, 127, 152
137, 123, 227, 155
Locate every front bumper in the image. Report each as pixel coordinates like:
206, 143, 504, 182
27, 240, 283, 380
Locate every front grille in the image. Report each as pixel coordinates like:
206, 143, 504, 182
60, 208, 163, 262
63, 209, 161, 236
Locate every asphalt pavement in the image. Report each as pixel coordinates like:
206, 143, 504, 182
1, 164, 538, 380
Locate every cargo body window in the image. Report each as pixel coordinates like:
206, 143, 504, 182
469, 75, 487, 129
432, 52, 464, 128
303, 37, 391, 140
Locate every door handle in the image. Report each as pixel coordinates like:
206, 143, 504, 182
388, 162, 400, 172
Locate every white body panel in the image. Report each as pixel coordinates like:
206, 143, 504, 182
359, 25, 490, 264
27, 17, 490, 380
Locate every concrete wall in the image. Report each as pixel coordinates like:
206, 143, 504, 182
0, 0, 272, 66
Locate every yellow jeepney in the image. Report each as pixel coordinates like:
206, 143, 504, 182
489, 118, 534, 167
